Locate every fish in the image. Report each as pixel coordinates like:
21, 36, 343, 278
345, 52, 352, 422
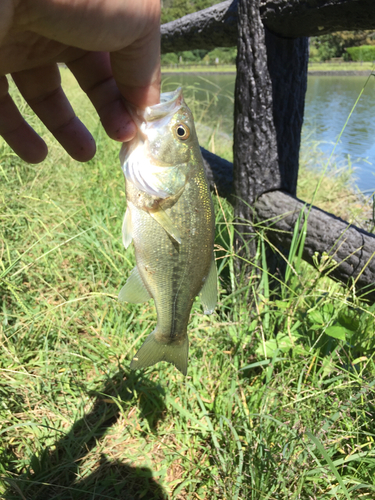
118, 87, 217, 376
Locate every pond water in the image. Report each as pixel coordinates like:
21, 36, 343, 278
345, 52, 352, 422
162, 72, 375, 195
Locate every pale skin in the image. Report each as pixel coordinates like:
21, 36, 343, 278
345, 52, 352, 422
0, 0, 161, 163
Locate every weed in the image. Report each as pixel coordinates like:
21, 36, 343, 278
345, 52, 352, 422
0, 69, 374, 499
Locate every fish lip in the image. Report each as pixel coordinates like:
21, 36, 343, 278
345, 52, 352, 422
143, 87, 183, 122
119, 87, 185, 169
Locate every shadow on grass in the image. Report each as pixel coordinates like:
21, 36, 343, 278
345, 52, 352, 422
3, 370, 167, 500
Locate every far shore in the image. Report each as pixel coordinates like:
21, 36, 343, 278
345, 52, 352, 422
308, 70, 372, 76
162, 62, 374, 76
162, 70, 373, 76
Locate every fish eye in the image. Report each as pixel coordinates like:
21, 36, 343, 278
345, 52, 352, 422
175, 124, 190, 140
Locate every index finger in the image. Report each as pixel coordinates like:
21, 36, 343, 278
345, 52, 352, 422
110, 4, 161, 109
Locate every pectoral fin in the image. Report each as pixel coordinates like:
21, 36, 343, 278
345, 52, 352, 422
150, 209, 182, 245
200, 257, 217, 314
118, 266, 151, 303
122, 207, 133, 249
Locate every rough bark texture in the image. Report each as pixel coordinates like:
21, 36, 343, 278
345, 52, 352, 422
265, 30, 308, 196
260, 0, 375, 38
161, 0, 375, 52
255, 190, 375, 301
233, 0, 278, 225
161, 0, 238, 54
233, 0, 308, 238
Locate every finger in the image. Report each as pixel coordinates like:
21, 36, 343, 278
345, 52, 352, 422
12, 64, 96, 162
110, 6, 161, 109
111, 47, 161, 110
0, 75, 48, 163
15, 0, 161, 109
67, 51, 136, 142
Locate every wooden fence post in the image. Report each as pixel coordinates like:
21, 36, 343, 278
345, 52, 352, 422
233, 0, 308, 261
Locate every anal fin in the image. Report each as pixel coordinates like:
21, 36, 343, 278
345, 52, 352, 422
150, 209, 181, 245
118, 266, 151, 303
200, 257, 217, 314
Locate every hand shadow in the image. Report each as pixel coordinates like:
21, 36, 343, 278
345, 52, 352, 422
3, 369, 168, 500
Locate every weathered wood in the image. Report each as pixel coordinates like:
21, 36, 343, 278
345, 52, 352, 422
161, 0, 375, 53
233, 0, 308, 255
255, 190, 375, 301
264, 30, 308, 195
161, 0, 238, 54
233, 0, 278, 213
260, 0, 375, 38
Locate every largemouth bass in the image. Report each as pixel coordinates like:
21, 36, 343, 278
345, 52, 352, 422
119, 88, 217, 375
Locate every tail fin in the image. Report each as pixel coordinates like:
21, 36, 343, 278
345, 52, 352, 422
130, 331, 189, 376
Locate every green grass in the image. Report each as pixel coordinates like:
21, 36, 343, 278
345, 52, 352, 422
1, 69, 375, 500
298, 142, 374, 230
308, 61, 374, 72
161, 61, 375, 74
162, 64, 236, 73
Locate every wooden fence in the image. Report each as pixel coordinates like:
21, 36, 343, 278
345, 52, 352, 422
161, 0, 375, 302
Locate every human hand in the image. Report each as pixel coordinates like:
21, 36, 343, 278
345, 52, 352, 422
0, 0, 161, 163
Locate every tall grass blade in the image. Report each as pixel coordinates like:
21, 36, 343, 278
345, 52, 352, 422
307, 431, 351, 500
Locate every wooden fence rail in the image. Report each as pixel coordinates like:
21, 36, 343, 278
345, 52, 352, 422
161, 0, 375, 53
161, 0, 375, 302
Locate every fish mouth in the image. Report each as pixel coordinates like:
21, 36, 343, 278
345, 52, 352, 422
143, 87, 183, 122
122, 88, 184, 130
119, 87, 185, 170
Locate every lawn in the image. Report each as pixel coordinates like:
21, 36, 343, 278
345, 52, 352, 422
1, 69, 375, 499
308, 61, 374, 73
161, 61, 375, 74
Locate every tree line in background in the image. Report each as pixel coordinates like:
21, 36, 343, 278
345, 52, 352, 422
161, 0, 375, 65
311, 31, 375, 61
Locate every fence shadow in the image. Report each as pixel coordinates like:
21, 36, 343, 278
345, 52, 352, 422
3, 370, 168, 500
